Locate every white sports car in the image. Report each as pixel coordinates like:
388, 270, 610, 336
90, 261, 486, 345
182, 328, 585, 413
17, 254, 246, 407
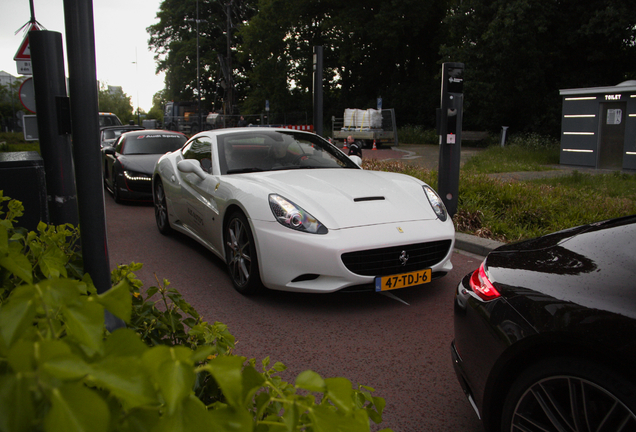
152, 128, 454, 295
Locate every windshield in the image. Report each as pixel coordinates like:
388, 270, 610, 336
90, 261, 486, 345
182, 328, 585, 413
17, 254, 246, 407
123, 134, 187, 155
217, 130, 359, 175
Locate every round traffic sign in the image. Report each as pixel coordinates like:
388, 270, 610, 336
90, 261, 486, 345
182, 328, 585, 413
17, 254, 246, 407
19, 77, 36, 113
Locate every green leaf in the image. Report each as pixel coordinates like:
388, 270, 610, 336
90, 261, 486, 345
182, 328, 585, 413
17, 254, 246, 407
0, 373, 36, 432
208, 405, 254, 432
205, 356, 247, 409
324, 378, 355, 413
96, 279, 132, 323
295, 370, 326, 393
151, 347, 196, 415
156, 395, 215, 432
0, 285, 37, 347
39, 244, 68, 278
117, 406, 161, 432
41, 353, 92, 381
0, 239, 33, 284
241, 365, 266, 407
311, 404, 369, 432
91, 357, 158, 408
62, 298, 105, 355
45, 383, 109, 432
104, 328, 148, 358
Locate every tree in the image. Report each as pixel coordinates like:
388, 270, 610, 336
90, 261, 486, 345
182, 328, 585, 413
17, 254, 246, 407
0, 78, 25, 132
441, 0, 636, 135
98, 84, 135, 124
148, 0, 258, 115
238, 0, 450, 126
146, 90, 167, 123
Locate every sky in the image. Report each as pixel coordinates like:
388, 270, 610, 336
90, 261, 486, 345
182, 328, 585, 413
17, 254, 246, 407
0, 0, 166, 112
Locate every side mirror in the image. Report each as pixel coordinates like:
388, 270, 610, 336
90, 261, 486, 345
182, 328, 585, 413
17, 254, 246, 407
349, 155, 362, 167
177, 159, 207, 180
103, 147, 116, 155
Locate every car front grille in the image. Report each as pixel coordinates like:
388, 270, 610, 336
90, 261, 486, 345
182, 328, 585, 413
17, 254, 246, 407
341, 240, 452, 276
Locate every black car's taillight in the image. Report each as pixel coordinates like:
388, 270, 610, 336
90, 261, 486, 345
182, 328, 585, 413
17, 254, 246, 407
469, 261, 501, 301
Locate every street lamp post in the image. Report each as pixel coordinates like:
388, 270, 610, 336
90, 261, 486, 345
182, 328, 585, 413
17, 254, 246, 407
188, 0, 205, 130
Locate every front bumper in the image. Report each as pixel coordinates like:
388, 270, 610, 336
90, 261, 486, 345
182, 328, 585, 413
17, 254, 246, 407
253, 218, 455, 292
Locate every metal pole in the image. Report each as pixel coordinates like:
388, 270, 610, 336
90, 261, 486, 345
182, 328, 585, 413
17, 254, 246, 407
29, 30, 78, 226
63, 0, 121, 329
313, 46, 323, 136
226, 0, 232, 116
197, 0, 201, 129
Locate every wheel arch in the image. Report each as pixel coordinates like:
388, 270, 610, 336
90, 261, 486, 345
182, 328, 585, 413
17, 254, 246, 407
482, 332, 636, 432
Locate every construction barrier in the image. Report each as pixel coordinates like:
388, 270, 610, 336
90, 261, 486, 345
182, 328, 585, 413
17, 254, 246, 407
282, 125, 314, 132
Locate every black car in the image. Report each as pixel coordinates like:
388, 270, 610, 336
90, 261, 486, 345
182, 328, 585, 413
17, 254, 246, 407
103, 130, 187, 203
452, 215, 636, 432
100, 125, 145, 148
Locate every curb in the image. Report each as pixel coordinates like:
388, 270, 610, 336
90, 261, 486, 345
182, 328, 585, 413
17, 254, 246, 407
454, 232, 505, 258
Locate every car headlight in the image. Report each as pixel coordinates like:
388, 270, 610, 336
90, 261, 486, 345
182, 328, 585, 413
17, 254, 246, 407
423, 185, 448, 221
269, 194, 328, 234
124, 170, 152, 181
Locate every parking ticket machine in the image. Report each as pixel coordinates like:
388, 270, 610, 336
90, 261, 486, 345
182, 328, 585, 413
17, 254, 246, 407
437, 62, 464, 218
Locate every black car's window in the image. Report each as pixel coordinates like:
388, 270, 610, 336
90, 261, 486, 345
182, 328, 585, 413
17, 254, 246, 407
182, 136, 214, 173
217, 130, 358, 175
115, 136, 124, 153
122, 134, 187, 155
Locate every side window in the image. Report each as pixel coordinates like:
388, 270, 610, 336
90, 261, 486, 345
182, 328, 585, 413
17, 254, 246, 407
115, 136, 125, 154
182, 136, 213, 173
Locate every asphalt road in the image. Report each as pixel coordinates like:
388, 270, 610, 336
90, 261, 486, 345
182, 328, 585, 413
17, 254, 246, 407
105, 196, 485, 432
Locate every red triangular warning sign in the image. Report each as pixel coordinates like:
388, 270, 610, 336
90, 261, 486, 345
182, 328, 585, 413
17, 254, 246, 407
14, 23, 38, 61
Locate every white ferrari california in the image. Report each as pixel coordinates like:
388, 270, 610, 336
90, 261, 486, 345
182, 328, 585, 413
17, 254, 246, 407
152, 128, 454, 295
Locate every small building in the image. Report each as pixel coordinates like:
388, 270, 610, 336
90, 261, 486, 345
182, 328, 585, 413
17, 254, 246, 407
559, 81, 636, 170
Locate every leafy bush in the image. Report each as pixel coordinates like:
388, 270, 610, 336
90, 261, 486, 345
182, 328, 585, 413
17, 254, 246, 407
0, 193, 391, 432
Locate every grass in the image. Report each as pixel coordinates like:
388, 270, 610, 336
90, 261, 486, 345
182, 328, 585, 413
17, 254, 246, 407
364, 133, 636, 243
0, 132, 40, 153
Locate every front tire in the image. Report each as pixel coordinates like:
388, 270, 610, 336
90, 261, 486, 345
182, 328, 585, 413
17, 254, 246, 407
500, 357, 636, 432
112, 178, 122, 203
224, 212, 263, 295
154, 178, 172, 235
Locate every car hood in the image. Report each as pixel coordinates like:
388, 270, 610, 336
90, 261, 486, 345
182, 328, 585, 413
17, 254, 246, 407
233, 169, 440, 229
119, 154, 164, 174
486, 215, 636, 319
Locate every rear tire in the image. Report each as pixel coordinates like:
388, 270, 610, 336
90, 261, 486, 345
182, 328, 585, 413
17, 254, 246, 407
224, 212, 263, 295
153, 178, 172, 235
500, 357, 636, 432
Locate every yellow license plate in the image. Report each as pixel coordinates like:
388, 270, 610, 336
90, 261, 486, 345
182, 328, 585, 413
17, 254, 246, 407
375, 269, 432, 292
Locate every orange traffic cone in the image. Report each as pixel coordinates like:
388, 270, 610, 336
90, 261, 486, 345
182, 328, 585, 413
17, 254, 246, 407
372, 140, 377, 150
343, 139, 348, 150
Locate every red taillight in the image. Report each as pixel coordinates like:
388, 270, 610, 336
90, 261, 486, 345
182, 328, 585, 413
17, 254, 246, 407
469, 262, 501, 301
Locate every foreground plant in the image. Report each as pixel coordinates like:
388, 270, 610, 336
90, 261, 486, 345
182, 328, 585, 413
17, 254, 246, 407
0, 193, 391, 432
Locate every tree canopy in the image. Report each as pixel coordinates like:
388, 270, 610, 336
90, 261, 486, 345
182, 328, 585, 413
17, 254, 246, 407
98, 85, 135, 124
148, 0, 636, 135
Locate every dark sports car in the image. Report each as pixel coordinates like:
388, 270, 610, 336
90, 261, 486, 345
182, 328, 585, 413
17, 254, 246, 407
103, 130, 187, 202
452, 215, 636, 432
